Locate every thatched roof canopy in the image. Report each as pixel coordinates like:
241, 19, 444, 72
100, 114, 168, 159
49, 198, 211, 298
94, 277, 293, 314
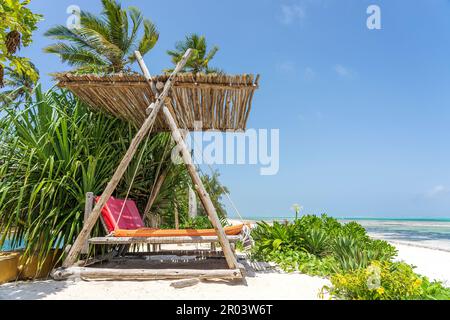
54, 73, 260, 132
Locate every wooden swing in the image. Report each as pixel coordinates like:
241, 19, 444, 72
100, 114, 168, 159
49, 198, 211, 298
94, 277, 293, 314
51, 49, 259, 281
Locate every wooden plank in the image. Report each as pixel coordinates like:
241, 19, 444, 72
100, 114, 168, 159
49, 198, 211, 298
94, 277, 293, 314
162, 106, 239, 270
88, 235, 242, 245
52, 267, 243, 281
81, 192, 94, 255
62, 49, 193, 268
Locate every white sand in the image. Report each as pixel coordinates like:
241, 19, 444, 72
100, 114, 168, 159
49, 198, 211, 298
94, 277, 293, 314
0, 272, 329, 300
393, 243, 450, 285
1, 240, 449, 300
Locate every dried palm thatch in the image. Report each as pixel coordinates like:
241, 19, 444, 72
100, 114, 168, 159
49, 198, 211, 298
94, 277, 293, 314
54, 72, 260, 132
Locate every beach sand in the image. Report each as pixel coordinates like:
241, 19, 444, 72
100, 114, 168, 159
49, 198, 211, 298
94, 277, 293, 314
393, 243, 450, 285
1, 243, 449, 300
0, 270, 329, 300
1, 229, 449, 300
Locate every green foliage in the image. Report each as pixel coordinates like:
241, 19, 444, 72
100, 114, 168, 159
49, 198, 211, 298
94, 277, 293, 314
0, 0, 41, 88
0, 63, 38, 103
198, 171, 229, 219
44, 0, 159, 73
176, 215, 228, 230
323, 261, 450, 300
302, 229, 330, 258
251, 214, 449, 299
250, 214, 397, 277
166, 34, 220, 74
0, 86, 190, 264
251, 221, 301, 255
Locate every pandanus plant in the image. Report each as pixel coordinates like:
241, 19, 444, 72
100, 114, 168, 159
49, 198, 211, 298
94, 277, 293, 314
0, 86, 192, 266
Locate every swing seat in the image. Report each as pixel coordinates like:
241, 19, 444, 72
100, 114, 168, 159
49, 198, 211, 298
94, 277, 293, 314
113, 224, 244, 237
96, 196, 244, 239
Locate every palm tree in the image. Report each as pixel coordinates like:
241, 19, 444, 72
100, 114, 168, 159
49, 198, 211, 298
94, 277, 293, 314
44, 0, 159, 73
166, 34, 221, 74
0, 63, 38, 104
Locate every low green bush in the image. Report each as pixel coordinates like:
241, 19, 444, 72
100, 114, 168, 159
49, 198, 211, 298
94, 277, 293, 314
322, 261, 450, 300
250, 214, 397, 275
250, 214, 450, 300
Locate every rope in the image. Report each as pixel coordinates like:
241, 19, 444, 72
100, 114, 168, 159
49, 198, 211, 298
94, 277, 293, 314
114, 124, 155, 231
146, 133, 172, 213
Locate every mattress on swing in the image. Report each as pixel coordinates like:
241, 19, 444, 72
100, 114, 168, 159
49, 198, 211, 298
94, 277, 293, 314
97, 196, 244, 238
113, 224, 244, 238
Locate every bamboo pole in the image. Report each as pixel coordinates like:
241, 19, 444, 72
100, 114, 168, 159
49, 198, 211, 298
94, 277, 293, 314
81, 192, 94, 255
62, 49, 193, 268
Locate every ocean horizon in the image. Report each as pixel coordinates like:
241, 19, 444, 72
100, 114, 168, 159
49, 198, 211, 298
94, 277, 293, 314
231, 216, 450, 252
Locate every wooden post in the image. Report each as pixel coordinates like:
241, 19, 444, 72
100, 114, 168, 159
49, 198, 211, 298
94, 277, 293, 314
81, 192, 94, 255
188, 186, 197, 218
62, 49, 193, 268
162, 106, 239, 269
174, 204, 179, 230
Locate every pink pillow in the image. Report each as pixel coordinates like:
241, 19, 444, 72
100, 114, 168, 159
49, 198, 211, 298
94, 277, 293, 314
96, 196, 144, 232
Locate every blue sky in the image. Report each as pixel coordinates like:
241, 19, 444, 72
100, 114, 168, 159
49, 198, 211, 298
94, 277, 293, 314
22, 0, 450, 219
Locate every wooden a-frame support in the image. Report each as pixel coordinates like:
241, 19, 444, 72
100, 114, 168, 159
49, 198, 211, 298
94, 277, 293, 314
62, 49, 239, 271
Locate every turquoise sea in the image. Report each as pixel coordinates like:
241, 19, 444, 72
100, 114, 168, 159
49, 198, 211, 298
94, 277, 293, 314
234, 216, 450, 252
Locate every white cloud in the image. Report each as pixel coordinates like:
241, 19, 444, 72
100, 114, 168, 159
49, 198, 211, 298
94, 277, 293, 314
334, 64, 353, 77
279, 4, 306, 25
276, 61, 296, 73
425, 185, 450, 198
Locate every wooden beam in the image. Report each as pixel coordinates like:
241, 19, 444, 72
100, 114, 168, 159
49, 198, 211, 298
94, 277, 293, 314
174, 204, 179, 230
162, 106, 239, 270
81, 192, 94, 255
52, 267, 242, 281
62, 49, 193, 268
188, 186, 198, 218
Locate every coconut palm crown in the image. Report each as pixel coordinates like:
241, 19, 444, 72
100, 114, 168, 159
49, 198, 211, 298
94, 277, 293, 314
44, 0, 159, 73
166, 34, 220, 74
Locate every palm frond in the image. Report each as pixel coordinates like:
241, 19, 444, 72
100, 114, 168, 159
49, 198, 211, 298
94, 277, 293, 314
44, 43, 109, 68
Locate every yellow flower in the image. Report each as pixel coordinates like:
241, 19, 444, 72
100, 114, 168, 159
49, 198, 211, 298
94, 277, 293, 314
413, 278, 422, 288
376, 287, 385, 295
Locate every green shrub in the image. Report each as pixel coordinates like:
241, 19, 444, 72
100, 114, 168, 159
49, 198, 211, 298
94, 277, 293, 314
332, 236, 370, 272
251, 221, 301, 255
302, 229, 330, 257
323, 261, 450, 300
251, 215, 396, 274
251, 214, 449, 300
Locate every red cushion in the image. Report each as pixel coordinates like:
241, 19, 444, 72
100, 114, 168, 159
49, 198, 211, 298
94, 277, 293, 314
96, 196, 144, 233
